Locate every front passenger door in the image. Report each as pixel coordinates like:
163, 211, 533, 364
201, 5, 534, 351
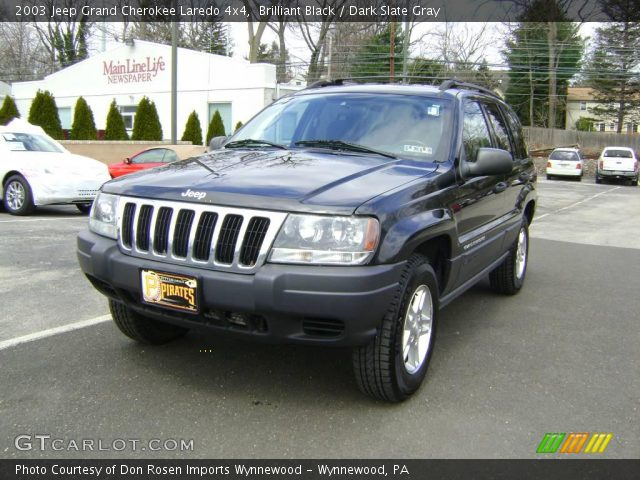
451, 99, 510, 285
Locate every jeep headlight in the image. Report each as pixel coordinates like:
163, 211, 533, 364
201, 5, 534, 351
269, 214, 379, 265
89, 192, 119, 239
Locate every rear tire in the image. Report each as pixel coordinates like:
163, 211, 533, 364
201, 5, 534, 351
109, 299, 188, 345
490, 219, 529, 295
595, 176, 602, 184
353, 254, 438, 402
3, 175, 35, 216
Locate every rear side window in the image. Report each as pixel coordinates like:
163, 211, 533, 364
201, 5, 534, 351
603, 149, 633, 158
550, 151, 579, 160
503, 107, 528, 159
483, 102, 513, 154
462, 101, 492, 162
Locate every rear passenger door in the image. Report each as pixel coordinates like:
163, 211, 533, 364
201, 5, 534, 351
498, 104, 534, 214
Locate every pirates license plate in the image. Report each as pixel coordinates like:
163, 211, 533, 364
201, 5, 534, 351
141, 270, 198, 313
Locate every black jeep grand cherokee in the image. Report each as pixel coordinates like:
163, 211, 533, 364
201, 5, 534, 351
78, 80, 536, 402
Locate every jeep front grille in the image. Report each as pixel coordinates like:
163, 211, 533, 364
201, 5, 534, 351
117, 197, 287, 273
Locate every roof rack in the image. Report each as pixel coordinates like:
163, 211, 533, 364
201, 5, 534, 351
439, 79, 500, 98
305, 78, 349, 89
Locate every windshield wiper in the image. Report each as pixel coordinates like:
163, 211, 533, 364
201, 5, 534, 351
294, 140, 397, 159
224, 139, 287, 150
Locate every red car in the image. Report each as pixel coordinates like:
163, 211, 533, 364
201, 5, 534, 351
108, 147, 179, 178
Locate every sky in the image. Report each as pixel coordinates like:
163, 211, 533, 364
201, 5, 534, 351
229, 22, 600, 71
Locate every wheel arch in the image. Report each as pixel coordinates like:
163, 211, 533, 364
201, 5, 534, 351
412, 235, 452, 295
523, 200, 536, 225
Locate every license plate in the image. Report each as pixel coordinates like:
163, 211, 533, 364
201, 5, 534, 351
141, 270, 198, 313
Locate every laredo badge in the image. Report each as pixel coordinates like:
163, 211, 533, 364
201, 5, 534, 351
141, 270, 198, 312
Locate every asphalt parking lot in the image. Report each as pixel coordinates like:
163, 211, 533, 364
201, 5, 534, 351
1, 178, 639, 459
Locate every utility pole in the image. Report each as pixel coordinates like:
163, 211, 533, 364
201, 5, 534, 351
170, 7, 178, 144
390, 21, 395, 82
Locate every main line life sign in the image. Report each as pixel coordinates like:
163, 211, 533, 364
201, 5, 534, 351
103, 56, 166, 84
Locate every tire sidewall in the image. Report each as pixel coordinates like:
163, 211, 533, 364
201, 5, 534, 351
4, 175, 33, 215
392, 263, 439, 397
512, 222, 529, 290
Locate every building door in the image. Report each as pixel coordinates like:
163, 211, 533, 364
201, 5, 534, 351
208, 102, 232, 135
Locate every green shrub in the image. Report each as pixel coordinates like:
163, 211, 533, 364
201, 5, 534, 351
0, 96, 20, 125
104, 100, 129, 140
181, 111, 203, 145
28, 90, 64, 139
235, 121, 243, 132
206, 110, 225, 144
131, 96, 162, 141
70, 97, 97, 140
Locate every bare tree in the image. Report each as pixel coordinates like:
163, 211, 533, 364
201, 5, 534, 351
423, 23, 492, 77
242, 0, 278, 63
267, 17, 289, 82
293, 0, 348, 83
25, 0, 93, 70
0, 22, 50, 81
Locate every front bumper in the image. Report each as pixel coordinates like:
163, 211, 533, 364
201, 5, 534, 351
77, 230, 404, 346
30, 175, 109, 206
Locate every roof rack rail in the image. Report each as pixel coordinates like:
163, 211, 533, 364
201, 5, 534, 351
439, 79, 500, 98
305, 78, 348, 89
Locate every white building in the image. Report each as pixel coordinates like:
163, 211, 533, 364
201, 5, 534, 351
11, 40, 300, 140
566, 87, 639, 133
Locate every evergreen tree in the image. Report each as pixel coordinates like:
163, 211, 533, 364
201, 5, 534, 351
352, 24, 404, 80
104, 100, 129, 140
70, 97, 97, 140
0, 96, 20, 125
406, 58, 447, 85
584, 4, 640, 133
206, 110, 225, 144
181, 111, 203, 145
504, 2, 583, 127
28, 90, 64, 139
131, 96, 163, 141
234, 121, 243, 132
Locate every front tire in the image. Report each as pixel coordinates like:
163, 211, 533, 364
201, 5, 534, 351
353, 254, 438, 402
490, 219, 529, 295
3, 175, 35, 215
76, 203, 92, 214
109, 299, 189, 345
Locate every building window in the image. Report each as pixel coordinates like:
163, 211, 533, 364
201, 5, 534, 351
580, 101, 587, 111
58, 107, 72, 130
208, 102, 232, 135
609, 123, 615, 131
119, 106, 137, 130
598, 123, 605, 132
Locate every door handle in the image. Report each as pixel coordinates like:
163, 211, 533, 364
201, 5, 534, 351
493, 182, 508, 193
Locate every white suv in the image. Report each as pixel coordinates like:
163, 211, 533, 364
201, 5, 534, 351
596, 147, 638, 186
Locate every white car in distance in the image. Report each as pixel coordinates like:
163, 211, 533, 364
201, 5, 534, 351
546, 147, 584, 181
596, 147, 638, 186
0, 120, 111, 215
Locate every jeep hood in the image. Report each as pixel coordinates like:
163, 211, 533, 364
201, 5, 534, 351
102, 149, 438, 214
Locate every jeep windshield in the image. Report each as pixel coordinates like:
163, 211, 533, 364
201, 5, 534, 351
229, 93, 453, 160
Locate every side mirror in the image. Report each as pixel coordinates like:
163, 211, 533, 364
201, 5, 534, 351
124, 157, 131, 164
209, 136, 229, 151
463, 148, 513, 177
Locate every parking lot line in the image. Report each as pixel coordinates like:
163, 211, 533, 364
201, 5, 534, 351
536, 186, 621, 220
0, 314, 110, 351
